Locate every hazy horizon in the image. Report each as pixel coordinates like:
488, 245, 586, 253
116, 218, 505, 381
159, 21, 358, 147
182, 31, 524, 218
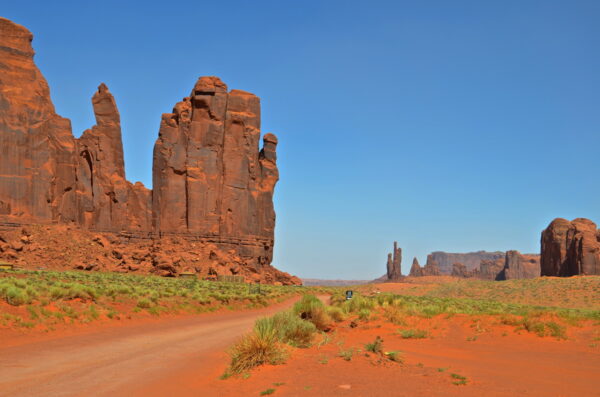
4, 1, 599, 279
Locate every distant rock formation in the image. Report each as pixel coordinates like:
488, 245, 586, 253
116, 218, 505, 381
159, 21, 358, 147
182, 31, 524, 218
426, 251, 505, 274
386, 241, 402, 280
478, 257, 506, 280
0, 17, 298, 284
409, 251, 540, 281
409, 257, 422, 277
541, 218, 600, 276
498, 251, 540, 280
409, 258, 441, 277
451, 262, 471, 278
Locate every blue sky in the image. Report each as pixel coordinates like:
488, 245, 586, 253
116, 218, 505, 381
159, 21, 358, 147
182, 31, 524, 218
4, 1, 599, 279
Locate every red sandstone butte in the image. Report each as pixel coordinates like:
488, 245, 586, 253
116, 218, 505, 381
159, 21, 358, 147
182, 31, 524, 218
0, 17, 299, 284
541, 218, 600, 277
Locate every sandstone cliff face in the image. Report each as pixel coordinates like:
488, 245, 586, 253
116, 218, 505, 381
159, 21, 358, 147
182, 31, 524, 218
451, 263, 471, 278
0, 18, 296, 284
152, 77, 278, 266
541, 218, 600, 276
0, 18, 76, 223
426, 251, 505, 274
385, 241, 402, 280
499, 251, 540, 280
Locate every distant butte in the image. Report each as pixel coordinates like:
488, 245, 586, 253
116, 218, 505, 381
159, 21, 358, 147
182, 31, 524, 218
0, 17, 299, 284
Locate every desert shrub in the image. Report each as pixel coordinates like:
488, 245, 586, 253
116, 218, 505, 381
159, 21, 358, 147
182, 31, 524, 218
385, 350, 403, 363
365, 336, 384, 354
358, 308, 371, 321
264, 311, 317, 347
136, 298, 152, 309
228, 318, 288, 374
326, 306, 345, 322
398, 329, 428, 339
3, 285, 31, 306
338, 347, 354, 361
294, 295, 331, 331
342, 295, 375, 313
383, 306, 407, 325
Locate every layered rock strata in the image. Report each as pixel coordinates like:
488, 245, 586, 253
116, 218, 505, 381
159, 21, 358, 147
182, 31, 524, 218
0, 18, 297, 284
426, 251, 505, 274
541, 218, 600, 276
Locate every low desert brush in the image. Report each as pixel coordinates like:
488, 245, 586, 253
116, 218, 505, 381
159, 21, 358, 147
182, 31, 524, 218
294, 295, 331, 331
228, 319, 288, 374
365, 336, 384, 354
398, 329, 428, 339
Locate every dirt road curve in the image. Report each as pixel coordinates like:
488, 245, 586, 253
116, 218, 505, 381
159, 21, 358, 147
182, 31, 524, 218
0, 298, 300, 397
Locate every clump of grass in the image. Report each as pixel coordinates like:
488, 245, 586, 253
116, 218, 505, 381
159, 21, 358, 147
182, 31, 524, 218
384, 350, 403, 363
358, 308, 371, 321
260, 311, 317, 348
450, 373, 468, 386
383, 306, 407, 325
365, 336, 384, 354
326, 306, 345, 322
293, 295, 331, 331
228, 318, 288, 374
338, 347, 354, 361
136, 298, 152, 309
260, 388, 276, 395
398, 329, 428, 339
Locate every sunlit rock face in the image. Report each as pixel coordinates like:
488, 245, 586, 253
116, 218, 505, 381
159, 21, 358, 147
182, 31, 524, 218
0, 17, 298, 284
541, 218, 600, 277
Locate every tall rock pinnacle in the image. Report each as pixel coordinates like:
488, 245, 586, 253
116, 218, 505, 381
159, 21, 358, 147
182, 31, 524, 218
386, 241, 402, 280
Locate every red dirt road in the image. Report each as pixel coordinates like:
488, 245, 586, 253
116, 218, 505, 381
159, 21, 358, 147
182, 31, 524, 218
0, 298, 300, 397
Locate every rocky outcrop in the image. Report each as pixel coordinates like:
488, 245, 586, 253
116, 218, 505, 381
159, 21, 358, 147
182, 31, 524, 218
0, 18, 297, 284
411, 250, 540, 280
426, 251, 505, 274
409, 257, 422, 277
385, 241, 402, 280
451, 263, 471, 278
409, 257, 440, 277
541, 218, 600, 276
152, 77, 279, 266
498, 251, 540, 280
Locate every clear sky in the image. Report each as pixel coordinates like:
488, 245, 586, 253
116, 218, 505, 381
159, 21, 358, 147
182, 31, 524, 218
4, 1, 599, 279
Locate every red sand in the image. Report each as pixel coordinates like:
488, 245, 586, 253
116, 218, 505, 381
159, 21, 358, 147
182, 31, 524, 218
143, 313, 600, 396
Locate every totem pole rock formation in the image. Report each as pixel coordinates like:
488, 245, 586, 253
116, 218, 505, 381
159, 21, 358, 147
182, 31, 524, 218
0, 17, 298, 284
386, 241, 402, 280
541, 218, 600, 276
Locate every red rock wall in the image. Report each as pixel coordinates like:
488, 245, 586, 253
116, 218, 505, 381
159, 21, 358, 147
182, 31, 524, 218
0, 18, 292, 282
541, 218, 600, 276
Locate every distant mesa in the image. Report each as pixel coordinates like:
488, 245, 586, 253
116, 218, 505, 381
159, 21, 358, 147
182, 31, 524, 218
0, 17, 299, 284
541, 218, 600, 277
426, 251, 505, 275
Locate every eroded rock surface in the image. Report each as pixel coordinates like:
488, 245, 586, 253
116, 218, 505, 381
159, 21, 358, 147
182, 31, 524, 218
541, 218, 600, 276
0, 18, 297, 284
426, 251, 505, 274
